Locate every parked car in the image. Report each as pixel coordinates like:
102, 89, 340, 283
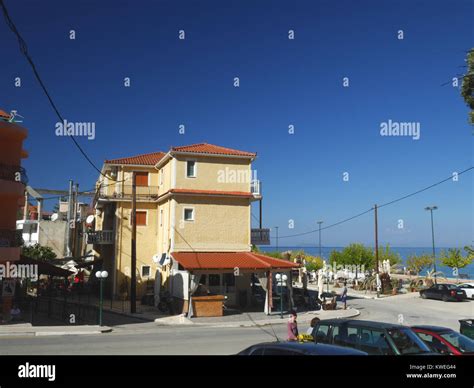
419, 283, 467, 301
412, 325, 474, 355
238, 341, 367, 355
311, 319, 434, 355
457, 282, 474, 299
459, 319, 474, 340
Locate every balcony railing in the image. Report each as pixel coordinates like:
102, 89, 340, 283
0, 229, 23, 248
98, 184, 159, 201
250, 179, 261, 196
86, 230, 114, 245
0, 164, 28, 185
251, 228, 270, 245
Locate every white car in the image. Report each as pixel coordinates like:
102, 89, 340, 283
458, 283, 474, 299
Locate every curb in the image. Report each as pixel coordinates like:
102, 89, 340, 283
0, 326, 113, 337
154, 309, 360, 328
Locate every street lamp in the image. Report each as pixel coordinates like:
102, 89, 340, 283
425, 206, 438, 285
317, 221, 324, 258
95, 270, 108, 326
275, 273, 288, 319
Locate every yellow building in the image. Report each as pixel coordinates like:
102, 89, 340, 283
91, 143, 296, 315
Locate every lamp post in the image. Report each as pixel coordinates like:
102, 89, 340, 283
425, 206, 438, 285
275, 273, 287, 319
317, 221, 323, 258
95, 270, 108, 326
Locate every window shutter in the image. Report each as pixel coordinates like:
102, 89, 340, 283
135, 172, 149, 186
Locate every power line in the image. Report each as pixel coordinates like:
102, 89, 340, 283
0, 0, 118, 181
272, 166, 473, 240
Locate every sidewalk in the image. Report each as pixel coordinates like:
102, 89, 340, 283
0, 323, 112, 337
155, 307, 360, 328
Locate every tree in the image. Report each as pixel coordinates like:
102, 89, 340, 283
406, 254, 433, 276
461, 48, 474, 125
329, 243, 374, 270
465, 245, 474, 258
304, 255, 324, 272
378, 244, 402, 266
21, 243, 57, 262
440, 248, 473, 280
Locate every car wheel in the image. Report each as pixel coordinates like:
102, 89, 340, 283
421, 293, 427, 299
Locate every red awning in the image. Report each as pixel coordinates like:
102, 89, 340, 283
171, 252, 299, 271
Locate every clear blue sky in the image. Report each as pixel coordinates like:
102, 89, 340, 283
1, 0, 472, 247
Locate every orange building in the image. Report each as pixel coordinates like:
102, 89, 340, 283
0, 109, 28, 263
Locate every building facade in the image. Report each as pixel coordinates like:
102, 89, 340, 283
91, 143, 294, 314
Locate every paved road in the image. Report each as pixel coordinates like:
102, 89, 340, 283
0, 294, 472, 355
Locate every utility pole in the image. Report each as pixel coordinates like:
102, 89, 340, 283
66, 180, 73, 256
374, 204, 379, 274
275, 226, 279, 252
71, 183, 79, 257
425, 206, 438, 285
317, 221, 323, 258
374, 204, 380, 298
130, 172, 137, 314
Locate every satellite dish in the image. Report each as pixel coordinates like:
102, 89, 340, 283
51, 213, 58, 222
152, 254, 160, 264
86, 215, 95, 224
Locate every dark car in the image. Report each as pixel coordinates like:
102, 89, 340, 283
311, 319, 434, 355
412, 325, 474, 355
238, 341, 367, 356
419, 283, 467, 301
459, 319, 474, 340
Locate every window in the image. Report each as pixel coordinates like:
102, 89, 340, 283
359, 328, 392, 355
313, 324, 330, 343
141, 266, 151, 277
184, 208, 194, 221
160, 169, 164, 185
186, 160, 196, 178
209, 274, 220, 287
135, 172, 149, 187
136, 211, 147, 226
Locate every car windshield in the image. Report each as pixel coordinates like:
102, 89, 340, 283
445, 284, 458, 290
440, 332, 474, 353
387, 328, 431, 354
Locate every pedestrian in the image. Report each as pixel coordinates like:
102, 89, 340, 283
287, 310, 299, 341
341, 281, 348, 310
306, 317, 320, 335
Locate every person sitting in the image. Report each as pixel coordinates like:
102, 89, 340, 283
306, 317, 321, 335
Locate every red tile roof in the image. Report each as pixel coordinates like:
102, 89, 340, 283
171, 143, 256, 157
105, 151, 165, 166
171, 252, 299, 270
167, 188, 253, 198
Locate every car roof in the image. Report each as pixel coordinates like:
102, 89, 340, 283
459, 282, 474, 286
245, 341, 367, 355
316, 319, 407, 329
411, 325, 453, 333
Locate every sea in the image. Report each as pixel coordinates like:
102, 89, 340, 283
259, 246, 474, 279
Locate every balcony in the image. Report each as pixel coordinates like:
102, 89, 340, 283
98, 184, 159, 202
250, 179, 261, 196
0, 164, 28, 185
86, 230, 114, 245
251, 228, 270, 245
0, 229, 23, 248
